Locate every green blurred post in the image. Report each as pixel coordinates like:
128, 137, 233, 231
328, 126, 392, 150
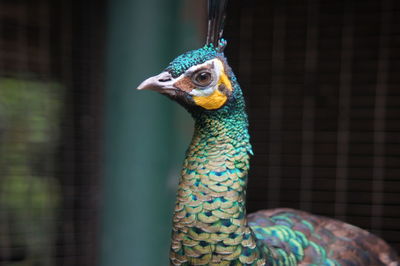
102, 0, 198, 265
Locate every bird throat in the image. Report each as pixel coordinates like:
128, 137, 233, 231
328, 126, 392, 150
170, 109, 267, 265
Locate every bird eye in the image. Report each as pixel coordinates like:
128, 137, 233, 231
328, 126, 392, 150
192, 70, 213, 87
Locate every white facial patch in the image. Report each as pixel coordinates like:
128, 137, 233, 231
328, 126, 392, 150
184, 59, 224, 97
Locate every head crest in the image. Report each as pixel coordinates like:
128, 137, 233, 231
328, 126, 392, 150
206, 0, 229, 50
204, 38, 227, 53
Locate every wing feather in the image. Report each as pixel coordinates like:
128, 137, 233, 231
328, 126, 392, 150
248, 208, 399, 265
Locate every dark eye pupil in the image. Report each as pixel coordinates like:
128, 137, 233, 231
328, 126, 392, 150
194, 71, 212, 86
198, 73, 209, 81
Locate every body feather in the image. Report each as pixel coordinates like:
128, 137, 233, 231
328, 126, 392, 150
249, 209, 399, 265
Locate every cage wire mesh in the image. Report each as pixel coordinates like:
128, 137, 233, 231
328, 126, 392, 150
0, 0, 103, 265
0, 0, 400, 265
224, 0, 400, 253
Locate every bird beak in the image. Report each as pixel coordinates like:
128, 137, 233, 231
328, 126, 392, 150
136, 71, 177, 95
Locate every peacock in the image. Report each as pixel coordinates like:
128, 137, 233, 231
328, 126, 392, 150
136, 1, 399, 265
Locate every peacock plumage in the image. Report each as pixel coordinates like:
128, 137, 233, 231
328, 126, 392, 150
136, 1, 399, 265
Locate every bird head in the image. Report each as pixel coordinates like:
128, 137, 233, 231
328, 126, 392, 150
137, 41, 243, 116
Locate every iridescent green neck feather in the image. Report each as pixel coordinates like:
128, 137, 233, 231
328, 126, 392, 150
170, 102, 265, 265
169, 61, 269, 264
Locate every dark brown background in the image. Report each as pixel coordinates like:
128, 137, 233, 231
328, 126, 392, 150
224, 0, 400, 253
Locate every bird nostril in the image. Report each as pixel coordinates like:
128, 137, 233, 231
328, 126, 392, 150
158, 78, 172, 82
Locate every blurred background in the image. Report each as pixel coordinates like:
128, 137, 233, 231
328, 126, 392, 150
0, 0, 399, 265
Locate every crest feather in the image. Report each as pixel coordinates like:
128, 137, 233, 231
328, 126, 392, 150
206, 0, 229, 51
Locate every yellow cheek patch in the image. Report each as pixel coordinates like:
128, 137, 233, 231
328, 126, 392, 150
218, 72, 233, 91
215, 59, 233, 91
193, 89, 228, 110
192, 60, 233, 110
